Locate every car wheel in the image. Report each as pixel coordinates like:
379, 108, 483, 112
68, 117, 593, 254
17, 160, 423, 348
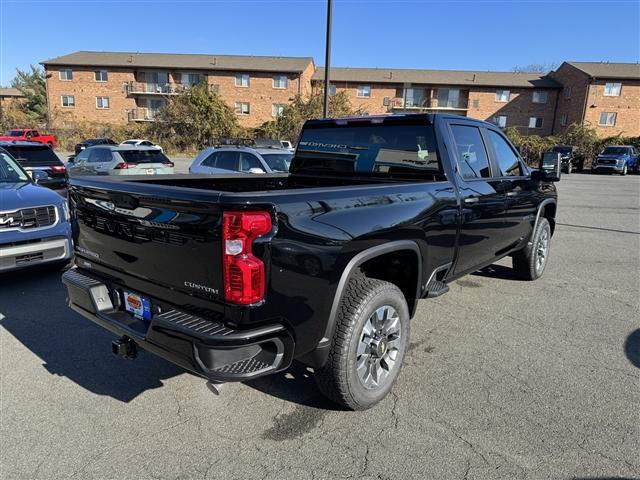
566, 163, 572, 174
621, 164, 628, 176
512, 217, 551, 281
315, 276, 410, 410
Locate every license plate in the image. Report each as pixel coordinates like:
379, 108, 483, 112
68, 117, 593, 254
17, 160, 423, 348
146, 169, 157, 175
123, 291, 152, 321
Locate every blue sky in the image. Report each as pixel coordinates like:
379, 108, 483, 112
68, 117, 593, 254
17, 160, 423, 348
1, 0, 638, 85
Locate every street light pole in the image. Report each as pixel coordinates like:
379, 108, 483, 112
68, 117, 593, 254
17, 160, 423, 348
323, 0, 333, 118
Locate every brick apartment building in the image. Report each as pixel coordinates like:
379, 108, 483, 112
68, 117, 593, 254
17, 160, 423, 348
40, 51, 639, 138
41, 51, 315, 128
312, 67, 561, 135
551, 61, 640, 136
0, 87, 24, 112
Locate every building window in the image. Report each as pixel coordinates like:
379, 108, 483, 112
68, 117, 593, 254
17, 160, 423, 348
96, 96, 110, 109
472, 99, 480, 109
528, 117, 543, 129
560, 114, 568, 126
532, 90, 548, 104
210, 84, 220, 93
235, 74, 250, 87
328, 84, 337, 96
437, 88, 461, 108
95, 70, 108, 82
182, 73, 201, 87
356, 85, 371, 98
564, 86, 572, 99
603, 82, 622, 96
235, 102, 250, 115
273, 75, 288, 89
61, 95, 75, 107
59, 69, 73, 81
272, 104, 285, 117
404, 88, 426, 107
493, 115, 507, 128
495, 90, 510, 102
598, 112, 617, 126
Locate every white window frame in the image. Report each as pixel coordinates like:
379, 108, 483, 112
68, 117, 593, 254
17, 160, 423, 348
564, 86, 572, 99
61, 95, 75, 107
560, 113, 568, 126
532, 90, 548, 104
235, 74, 250, 88
272, 103, 285, 117
495, 89, 510, 102
603, 82, 622, 97
528, 117, 543, 129
235, 102, 250, 115
95, 70, 108, 82
356, 85, 371, 98
493, 115, 507, 128
96, 96, 110, 109
598, 112, 617, 126
59, 69, 73, 81
272, 75, 288, 89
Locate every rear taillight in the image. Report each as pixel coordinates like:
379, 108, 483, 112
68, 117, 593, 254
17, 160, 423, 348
51, 165, 66, 173
222, 211, 272, 305
114, 162, 136, 169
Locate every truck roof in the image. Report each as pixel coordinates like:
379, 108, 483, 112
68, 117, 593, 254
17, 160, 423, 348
303, 112, 496, 128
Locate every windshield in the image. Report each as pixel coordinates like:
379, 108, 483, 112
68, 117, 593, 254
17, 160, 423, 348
119, 149, 170, 164
3, 145, 62, 165
262, 153, 292, 172
0, 150, 30, 182
293, 121, 441, 178
601, 147, 630, 155
4, 130, 25, 137
552, 146, 572, 154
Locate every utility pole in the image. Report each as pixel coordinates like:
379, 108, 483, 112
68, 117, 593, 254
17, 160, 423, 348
322, 0, 333, 118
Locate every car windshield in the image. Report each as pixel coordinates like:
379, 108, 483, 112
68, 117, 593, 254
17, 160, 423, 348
552, 146, 572, 154
0, 150, 30, 182
601, 147, 630, 155
4, 130, 24, 137
119, 149, 170, 164
262, 153, 293, 172
3, 145, 62, 165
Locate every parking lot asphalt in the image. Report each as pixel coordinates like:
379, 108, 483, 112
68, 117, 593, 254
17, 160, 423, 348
1, 173, 639, 480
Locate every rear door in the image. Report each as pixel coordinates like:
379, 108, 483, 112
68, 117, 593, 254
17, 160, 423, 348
484, 128, 538, 248
446, 121, 507, 276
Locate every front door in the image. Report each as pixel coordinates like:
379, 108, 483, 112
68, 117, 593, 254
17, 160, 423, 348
484, 128, 538, 248
447, 122, 508, 276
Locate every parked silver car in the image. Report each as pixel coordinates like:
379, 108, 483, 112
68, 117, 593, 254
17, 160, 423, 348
189, 146, 292, 174
0, 147, 72, 272
67, 146, 174, 177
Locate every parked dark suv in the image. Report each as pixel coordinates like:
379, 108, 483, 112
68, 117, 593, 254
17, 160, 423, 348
0, 141, 67, 190
549, 145, 584, 174
74, 138, 117, 156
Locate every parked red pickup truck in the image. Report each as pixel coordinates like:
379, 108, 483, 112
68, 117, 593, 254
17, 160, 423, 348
0, 129, 57, 148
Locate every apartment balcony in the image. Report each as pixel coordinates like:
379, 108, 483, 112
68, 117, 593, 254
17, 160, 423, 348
389, 97, 469, 111
127, 108, 158, 122
125, 82, 187, 96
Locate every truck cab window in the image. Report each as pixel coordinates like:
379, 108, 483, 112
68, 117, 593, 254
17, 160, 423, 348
487, 130, 522, 177
450, 125, 491, 179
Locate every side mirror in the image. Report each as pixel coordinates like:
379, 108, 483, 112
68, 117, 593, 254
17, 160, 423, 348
248, 167, 266, 174
532, 152, 561, 182
31, 170, 48, 184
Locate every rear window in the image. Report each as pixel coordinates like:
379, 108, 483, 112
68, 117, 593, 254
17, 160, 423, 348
4, 130, 25, 137
293, 120, 441, 178
262, 153, 292, 172
2, 145, 62, 165
119, 149, 170, 164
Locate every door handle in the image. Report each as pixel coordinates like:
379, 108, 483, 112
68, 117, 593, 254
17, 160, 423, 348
464, 196, 479, 204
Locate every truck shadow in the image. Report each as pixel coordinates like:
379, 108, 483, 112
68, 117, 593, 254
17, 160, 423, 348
472, 264, 522, 281
0, 266, 184, 403
624, 329, 640, 369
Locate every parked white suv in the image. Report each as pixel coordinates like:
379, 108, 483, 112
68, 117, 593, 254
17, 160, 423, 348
189, 146, 292, 175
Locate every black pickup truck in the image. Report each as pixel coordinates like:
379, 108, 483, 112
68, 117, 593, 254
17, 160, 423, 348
62, 114, 560, 410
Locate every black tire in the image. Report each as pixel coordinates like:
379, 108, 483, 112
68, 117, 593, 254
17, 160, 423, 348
566, 163, 572, 174
633, 164, 639, 174
512, 217, 551, 281
315, 276, 410, 410
621, 164, 628, 176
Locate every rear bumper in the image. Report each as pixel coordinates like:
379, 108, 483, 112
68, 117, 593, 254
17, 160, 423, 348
62, 268, 294, 382
0, 237, 72, 272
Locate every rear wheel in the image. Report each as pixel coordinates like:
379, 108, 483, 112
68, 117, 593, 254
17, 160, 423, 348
512, 217, 551, 281
315, 277, 409, 410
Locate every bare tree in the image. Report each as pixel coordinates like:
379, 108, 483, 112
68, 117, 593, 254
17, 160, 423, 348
512, 63, 559, 74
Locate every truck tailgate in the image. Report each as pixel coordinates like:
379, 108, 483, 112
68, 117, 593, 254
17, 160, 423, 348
70, 182, 224, 300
